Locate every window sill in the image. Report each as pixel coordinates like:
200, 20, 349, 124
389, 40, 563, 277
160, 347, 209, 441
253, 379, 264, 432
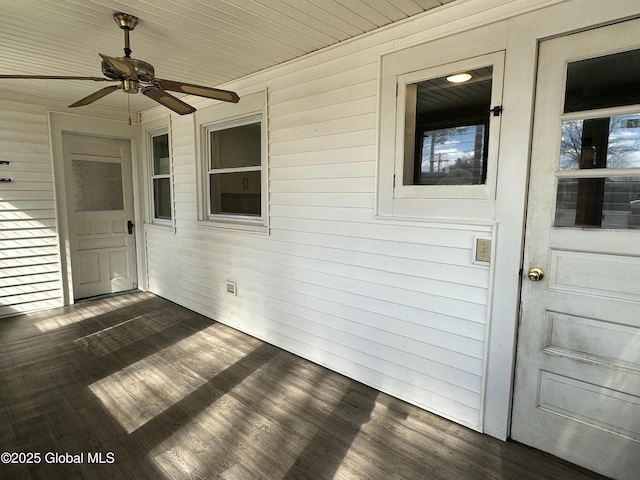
394, 183, 495, 200
144, 222, 176, 234
197, 216, 268, 234
377, 197, 497, 222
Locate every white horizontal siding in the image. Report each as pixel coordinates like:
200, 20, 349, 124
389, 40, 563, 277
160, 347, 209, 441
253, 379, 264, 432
0, 99, 63, 317
143, 7, 496, 431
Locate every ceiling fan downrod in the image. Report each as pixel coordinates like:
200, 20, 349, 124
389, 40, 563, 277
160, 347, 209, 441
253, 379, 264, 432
113, 13, 138, 58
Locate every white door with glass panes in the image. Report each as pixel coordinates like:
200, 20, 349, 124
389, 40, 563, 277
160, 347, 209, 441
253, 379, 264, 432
511, 20, 640, 480
63, 133, 138, 300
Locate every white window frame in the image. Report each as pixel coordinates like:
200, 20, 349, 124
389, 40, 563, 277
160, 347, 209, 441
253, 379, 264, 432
205, 115, 262, 222
196, 89, 268, 233
150, 128, 172, 225
143, 117, 175, 230
395, 53, 504, 199
377, 40, 505, 221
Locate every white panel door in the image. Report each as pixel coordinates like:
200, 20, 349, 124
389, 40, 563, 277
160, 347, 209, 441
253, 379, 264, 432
511, 20, 640, 480
63, 133, 137, 300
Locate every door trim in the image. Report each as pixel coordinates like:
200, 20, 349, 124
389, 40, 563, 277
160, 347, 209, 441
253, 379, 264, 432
49, 112, 144, 305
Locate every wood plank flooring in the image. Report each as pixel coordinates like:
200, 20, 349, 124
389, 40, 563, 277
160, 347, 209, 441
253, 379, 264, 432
0, 292, 608, 480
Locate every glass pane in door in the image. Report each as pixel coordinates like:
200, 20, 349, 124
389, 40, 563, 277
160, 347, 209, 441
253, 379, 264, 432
565, 48, 640, 113
555, 176, 640, 229
556, 49, 640, 230
560, 113, 640, 170
72, 160, 124, 211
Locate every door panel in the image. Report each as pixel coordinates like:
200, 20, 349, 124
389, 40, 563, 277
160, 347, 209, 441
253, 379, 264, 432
511, 20, 640, 480
63, 133, 137, 300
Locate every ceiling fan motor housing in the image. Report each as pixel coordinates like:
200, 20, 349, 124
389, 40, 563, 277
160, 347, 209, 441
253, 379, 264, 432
101, 58, 155, 83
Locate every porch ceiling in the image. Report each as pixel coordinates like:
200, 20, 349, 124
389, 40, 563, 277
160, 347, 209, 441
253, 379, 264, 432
0, 0, 457, 115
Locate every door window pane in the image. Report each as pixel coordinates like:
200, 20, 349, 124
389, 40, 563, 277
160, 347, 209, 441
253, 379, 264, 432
72, 160, 124, 211
560, 114, 640, 170
555, 177, 640, 229
565, 48, 640, 113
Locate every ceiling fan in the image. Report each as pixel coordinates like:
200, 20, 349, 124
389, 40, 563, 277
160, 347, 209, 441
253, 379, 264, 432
0, 12, 239, 115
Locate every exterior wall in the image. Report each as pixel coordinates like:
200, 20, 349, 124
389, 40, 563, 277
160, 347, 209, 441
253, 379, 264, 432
142, 0, 640, 437
143, 0, 523, 432
0, 94, 139, 316
0, 98, 62, 316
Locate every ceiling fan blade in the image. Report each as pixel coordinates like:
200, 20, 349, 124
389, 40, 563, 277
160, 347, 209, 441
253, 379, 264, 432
142, 86, 196, 115
99, 53, 137, 79
0, 74, 114, 81
156, 79, 239, 103
69, 85, 120, 107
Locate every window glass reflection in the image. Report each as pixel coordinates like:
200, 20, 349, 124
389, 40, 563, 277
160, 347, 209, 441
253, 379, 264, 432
555, 177, 640, 229
417, 125, 486, 184
560, 114, 640, 170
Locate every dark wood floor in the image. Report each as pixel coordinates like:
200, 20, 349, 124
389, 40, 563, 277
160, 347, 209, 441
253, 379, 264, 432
0, 292, 608, 480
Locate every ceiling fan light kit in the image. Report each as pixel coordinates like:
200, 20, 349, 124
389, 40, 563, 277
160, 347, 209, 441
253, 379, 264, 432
0, 12, 239, 115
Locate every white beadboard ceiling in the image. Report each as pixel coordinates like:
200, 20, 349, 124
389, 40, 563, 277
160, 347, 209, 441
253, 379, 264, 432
0, 0, 458, 115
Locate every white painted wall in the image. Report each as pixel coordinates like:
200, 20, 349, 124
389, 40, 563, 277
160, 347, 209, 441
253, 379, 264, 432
141, 0, 512, 432
0, 97, 62, 317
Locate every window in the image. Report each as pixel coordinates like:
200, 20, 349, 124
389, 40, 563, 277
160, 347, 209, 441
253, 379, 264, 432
206, 120, 262, 218
149, 130, 172, 223
405, 66, 492, 187
196, 89, 267, 232
377, 47, 505, 219
395, 54, 502, 200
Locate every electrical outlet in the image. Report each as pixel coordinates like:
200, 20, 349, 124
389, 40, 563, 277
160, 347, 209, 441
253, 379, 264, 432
475, 238, 491, 263
226, 282, 237, 296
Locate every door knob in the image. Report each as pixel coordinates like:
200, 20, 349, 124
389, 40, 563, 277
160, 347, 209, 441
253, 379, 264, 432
528, 267, 544, 281
127, 220, 134, 235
